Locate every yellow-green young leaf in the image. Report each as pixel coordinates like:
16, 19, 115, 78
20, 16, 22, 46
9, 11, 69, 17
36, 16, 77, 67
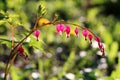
50, 77, 58, 80
29, 35, 45, 53
87, 8, 100, 23
104, 77, 114, 80
0, 37, 12, 48
11, 66, 21, 80
0, 10, 7, 20
113, 22, 120, 40
0, 13, 5, 20
7, 13, 22, 26
0, 20, 6, 25
102, 29, 113, 45
108, 42, 118, 63
37, 3, 47, 16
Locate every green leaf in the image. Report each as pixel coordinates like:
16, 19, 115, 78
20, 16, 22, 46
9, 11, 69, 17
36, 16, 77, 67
104, 77, 114, 80
0, 13, 5, 20
0, 20, 6, 25
108, 42, 118, 63
29, 35, 45, 53
0, 10, 9, 20
0, 10, 6, 20
0, 37, 12, 47
7, 13, 22, 26
87, 8, 100, 23
11, 66, 21, 80
101, 29, 113, 45
37, 3, 47, 16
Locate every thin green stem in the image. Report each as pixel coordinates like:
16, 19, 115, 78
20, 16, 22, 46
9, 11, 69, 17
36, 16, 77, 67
4, 52, 17, 80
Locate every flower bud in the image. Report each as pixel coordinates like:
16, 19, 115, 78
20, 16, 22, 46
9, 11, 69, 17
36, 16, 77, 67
34, 30, 40, 41
65, 26, 71, 38
88, 34, 93, 44
17, 45, 24, 56
82, 29, 88, 40
74, 27, 79, 37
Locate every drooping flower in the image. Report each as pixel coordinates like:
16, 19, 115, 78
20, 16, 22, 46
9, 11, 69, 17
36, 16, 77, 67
98, 42, 105, 56
17, 45, 25, 57
82, 29, 88, 40
74, 27, 79, 37
88, 34, 93, 44
34, 30, 40, 41
95, 36, 101, 43
65, 26, 71, 38
95, 36, 105, 57
17, 45, 28, 59
56, 24, 65, 35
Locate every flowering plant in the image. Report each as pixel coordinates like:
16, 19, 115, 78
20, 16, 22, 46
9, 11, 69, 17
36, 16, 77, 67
0, 3, 105, 80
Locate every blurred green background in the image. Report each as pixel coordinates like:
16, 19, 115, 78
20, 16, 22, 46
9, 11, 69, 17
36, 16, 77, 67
0, 0, 120, 80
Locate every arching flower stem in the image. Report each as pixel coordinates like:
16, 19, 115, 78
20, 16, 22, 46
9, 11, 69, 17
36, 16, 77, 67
54, 21, 97, 38
4, 15, 104, 80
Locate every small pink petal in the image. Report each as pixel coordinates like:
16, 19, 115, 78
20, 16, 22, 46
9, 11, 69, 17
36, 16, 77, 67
95, 36, 101, 43
34, 30, 40, 41
56, 24, 65, 33
65, 26, 70, 34
74, 27, 79, 37
82, 29, 88, 40
60, 24, 65, 32
82, 29, 88, 37
88, 34, 93, 44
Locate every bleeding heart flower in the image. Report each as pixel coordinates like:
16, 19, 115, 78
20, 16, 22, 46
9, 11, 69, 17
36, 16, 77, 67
17, 45, 24, 56
88, 34, 93, 44
17, 45, 28, 59
65, 26, 71, 38
74, 27, 79, 37
34, 30, 40, 41
95, 36, 105, 57
95, 36, 101, 43
82, 29, 88, 40
56, 24, 65, 35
